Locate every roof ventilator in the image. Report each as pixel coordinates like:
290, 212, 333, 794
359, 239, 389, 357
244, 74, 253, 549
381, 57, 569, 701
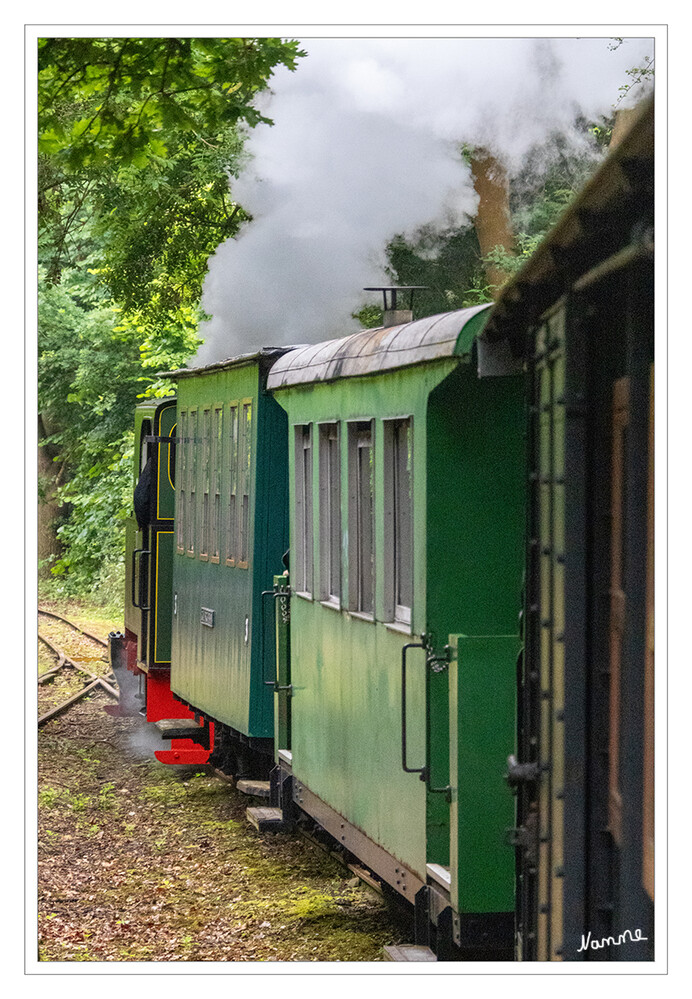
364, 286, 427, 328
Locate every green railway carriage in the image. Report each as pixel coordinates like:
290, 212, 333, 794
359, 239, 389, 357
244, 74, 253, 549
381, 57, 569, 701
161, 349, 291, 772
267, 303, 526, 957
124, 396, 177, 672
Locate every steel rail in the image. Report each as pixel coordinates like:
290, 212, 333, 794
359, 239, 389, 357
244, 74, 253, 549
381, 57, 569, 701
38, 676, 118, 727
38, 628, 118, 725
38, 607, 108, 648
37, 631, 108, 684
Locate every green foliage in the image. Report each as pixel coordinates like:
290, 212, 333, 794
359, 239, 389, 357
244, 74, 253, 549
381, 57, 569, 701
38, 264, 143, 594
38, 37, 303, 297
615, 55, 654, 108
37, 37, 305, 597
376, 223, 491, 319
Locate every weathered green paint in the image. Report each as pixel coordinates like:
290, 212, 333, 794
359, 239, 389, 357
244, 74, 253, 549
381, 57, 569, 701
448, 634, 520, 913
453, 308, 494, 358
170, 361, 288, 737
273, 345, 525, 899
425, 366, 525, 863
274, 362, 451, 877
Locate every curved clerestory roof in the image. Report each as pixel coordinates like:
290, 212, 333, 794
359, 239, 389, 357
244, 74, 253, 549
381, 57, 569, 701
266, 304, 492, 390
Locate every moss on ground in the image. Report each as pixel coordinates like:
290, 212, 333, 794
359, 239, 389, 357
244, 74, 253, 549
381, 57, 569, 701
37, 605, 408, 963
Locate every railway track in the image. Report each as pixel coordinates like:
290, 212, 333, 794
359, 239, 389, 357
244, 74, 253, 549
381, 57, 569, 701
38, 608, 119, 726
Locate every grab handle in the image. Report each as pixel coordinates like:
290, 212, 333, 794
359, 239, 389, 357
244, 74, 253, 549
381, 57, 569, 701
401, 641, 426, 775
131, 548, 151, 610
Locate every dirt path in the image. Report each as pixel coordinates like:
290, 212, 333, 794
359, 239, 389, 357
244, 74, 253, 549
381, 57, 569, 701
37, 675, 407, 963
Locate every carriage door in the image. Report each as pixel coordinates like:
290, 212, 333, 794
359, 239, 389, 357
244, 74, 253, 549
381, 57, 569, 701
512, 302, 577, 962
132, 418, 153, 664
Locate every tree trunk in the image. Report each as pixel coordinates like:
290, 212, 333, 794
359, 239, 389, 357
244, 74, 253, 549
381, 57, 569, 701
470, 150, 515, 297
38, 413, 63, 575
609, 106, 640, 150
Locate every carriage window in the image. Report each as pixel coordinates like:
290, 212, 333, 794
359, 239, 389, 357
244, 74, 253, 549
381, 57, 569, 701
139, 419, 152, 473
238, 401, 252, 567
226, 403, 238, 564
187, 409, 197, 555
201, 407, 211, 559
294, 424, 313, 595
212, 406, 223, 562
319, 423, 341, 603
169, 421, 177, 488
384, 418, 413, 625
348, 421, 375, 616
177, 411, 187, 552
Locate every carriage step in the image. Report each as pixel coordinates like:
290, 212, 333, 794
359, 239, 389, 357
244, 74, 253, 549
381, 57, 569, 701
154, 718, 205, 740
236, 779, 270, 799
383, 944, 437, 962
246, 806, 290, 833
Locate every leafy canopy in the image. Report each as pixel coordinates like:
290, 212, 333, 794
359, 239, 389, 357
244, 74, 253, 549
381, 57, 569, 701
37, 37, 305, 598
38, 36, 304, 295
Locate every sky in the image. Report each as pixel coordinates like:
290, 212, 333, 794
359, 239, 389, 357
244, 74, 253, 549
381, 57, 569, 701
193, 34, 654, 364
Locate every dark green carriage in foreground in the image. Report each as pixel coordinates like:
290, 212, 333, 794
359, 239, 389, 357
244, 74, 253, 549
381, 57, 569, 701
267, 305, 526, 956
162, 350, 290, 767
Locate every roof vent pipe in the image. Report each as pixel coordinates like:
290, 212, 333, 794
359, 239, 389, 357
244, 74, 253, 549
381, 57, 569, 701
364, 286, 427, 328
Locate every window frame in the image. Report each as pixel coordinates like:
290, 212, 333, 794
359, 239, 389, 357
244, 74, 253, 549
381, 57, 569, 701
294, 423, 314, 597
200, 406, 212, 561
347, 419, 375, 618
186, 407, 198, 557
211, 404, 223, 563
225, 401, 239, 566
237, 398, 253, 570
176, 410, 187, 553
383, 416, 414, 628
318, 422, 342, 606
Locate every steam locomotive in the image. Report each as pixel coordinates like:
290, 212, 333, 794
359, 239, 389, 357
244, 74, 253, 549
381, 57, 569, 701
111, 97, 654, 961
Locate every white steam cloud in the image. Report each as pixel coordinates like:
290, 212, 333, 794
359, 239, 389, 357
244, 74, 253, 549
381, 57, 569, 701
194, 36, 653, 364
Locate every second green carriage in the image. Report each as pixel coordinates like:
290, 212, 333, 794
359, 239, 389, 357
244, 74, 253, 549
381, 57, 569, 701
161, 348, 291, 774
266, 302, 526, 957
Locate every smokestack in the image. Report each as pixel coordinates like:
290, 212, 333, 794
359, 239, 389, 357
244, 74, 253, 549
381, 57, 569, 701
364, 286, 427, 327
470, 150, 515, 297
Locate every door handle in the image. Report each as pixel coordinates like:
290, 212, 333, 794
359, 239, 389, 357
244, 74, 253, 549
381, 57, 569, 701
131, 548, 151, 610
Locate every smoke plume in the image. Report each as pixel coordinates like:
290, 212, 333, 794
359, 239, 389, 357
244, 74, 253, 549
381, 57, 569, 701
193, 36, 653, 364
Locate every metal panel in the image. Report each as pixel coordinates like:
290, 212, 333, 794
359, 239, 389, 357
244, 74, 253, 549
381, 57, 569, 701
267, 306, 491, 389
292, 780, 426, 902
448, 634, 519, 915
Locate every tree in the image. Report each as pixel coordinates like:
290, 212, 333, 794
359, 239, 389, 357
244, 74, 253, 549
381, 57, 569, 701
37, 36, 305, 594
38, 37, 303, 294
